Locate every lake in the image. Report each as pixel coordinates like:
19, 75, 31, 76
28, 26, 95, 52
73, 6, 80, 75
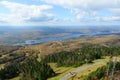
23, 30, 120, 45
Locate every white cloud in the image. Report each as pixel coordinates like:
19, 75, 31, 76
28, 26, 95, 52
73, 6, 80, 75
110, 9, 120, 16
0, 1, 54, 25
1, 0, 120, 26
44, 0, 120, 10
102, 16, 120, 21
44, 0, 120, 22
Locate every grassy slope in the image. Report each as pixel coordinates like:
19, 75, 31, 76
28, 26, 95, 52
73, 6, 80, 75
48, 57, 109, 80
48, 63, 75, 80
10, 77, 19, 80
69, 57, 109, 80
28, 35, 119, 58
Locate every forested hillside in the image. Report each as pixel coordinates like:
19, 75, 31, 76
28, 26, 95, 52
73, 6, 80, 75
42, 44, 120, 67
1, 41, 120, 80
0, 58, 55, 80
28, 35, 120, 59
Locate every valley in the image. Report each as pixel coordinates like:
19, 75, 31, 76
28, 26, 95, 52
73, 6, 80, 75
1, 27, 120, 80
0, 26, 120, 46
1, 0, 120, 79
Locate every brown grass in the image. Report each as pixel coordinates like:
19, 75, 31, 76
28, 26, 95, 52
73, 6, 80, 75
26, 35, 120, 58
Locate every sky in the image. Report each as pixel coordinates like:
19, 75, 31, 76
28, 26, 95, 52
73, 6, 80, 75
0, 0, 120, 26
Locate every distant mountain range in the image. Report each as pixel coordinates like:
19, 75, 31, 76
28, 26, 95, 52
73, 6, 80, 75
0, 26, 120, 45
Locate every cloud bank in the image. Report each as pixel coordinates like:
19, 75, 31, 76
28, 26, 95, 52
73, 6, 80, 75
0, 1, 54, 25
1, 0, 120, 26
44, 0, 120, 21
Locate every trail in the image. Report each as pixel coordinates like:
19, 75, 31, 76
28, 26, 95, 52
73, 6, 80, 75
60, 61, 106, 80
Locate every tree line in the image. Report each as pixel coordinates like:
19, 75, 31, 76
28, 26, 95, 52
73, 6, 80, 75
42, 44, 120, 67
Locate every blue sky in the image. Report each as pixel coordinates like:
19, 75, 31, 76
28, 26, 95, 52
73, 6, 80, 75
0, 0, 120, 26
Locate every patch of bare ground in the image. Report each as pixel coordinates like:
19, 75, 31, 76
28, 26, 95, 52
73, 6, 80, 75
0, 64, 5, 69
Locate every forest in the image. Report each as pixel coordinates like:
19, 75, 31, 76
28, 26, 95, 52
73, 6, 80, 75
42, 44, 120, 67
1, 44, 120, 80
0, 58, 55, 80
86, 61, 120, 80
